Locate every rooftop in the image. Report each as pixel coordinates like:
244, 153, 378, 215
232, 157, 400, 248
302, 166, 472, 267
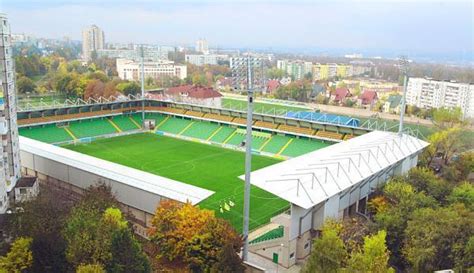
241, 131, 429, 209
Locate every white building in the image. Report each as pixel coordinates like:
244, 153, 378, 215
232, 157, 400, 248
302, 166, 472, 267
0, 14, 22, 214
97, 47, 172, 61
185, 54, 218, 66
82, 24, 105, 61
116, 58, 187, 81
407, 77, 474, 118
195, 39, 209, 54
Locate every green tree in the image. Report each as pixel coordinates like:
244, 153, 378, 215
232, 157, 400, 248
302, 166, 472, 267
267, 68, 286, 79
374, 181, 436, 268
121, 82, 141, 96
8, 188, 72, 272
346, 230, 394, 273
302, 223, 347, 273
432, 107, 463, 129
16, 76, 37, 94
0, 237, 33, 273
76, 264, 106, 273
210, 243, 245, 273
448, 182, 474, 210
403, 205, 474, 272
404, 168, 451, 204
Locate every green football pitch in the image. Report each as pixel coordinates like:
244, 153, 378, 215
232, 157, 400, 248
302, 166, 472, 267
65, 133, 290, 232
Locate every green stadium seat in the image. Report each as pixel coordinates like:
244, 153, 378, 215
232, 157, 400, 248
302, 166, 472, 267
226, 133, 246, 146
280, 138, 330, 157
209, 126, 235, 143
261, 135, 289, 154
111, 115, 141, 131
68, 118, 118, 139
19, 124, 73, 143
158, 117, 193, 134
181, 121, 220, 140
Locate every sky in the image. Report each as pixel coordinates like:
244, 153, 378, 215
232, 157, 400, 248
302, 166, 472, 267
0, 0, 472, 61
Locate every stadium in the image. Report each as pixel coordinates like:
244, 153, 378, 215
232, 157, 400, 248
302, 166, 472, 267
17, 95, 427, 268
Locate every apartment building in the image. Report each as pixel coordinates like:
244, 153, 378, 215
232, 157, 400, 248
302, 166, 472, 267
312, 63, 354, 80
0, 14, 21, 213
185, 54, 219, 66
277, 60, 312, 80
407, 77, 474, 118
82, 24, 105, 61
195, 39, 209, 54
116, 58, 187, 81
97, 46, 173, 61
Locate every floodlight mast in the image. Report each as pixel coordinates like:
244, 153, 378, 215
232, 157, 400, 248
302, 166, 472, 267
140, 45, 145, 122
242, 53, 254, 262
398, 56, 409, 135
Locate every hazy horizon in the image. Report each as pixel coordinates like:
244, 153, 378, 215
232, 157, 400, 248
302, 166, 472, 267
1, 0, 472, 62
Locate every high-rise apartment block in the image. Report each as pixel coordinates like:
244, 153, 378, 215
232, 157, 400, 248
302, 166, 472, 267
195, 39, 209, 54
0, 13, 21, 213
407, 77, 474, 118
82, 24, 105, 61
277, 60, 312, 80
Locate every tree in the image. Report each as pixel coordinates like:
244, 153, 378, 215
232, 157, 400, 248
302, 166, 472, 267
404, 168, 451, 204
0, 237, 33, 273
421, 127, 464, 166
302, 223, 347, 273
210, 243, 245, 273
403, 205, 474, 272
432, 107, 463, 129
107, 225, 151, 273
448, 182, 474, 210
346, 230, 394, 273
63, 184, 120, 267
121, 82, 141, 96
8, 188, 72, 272
84, 79, 105, 99
267, 68, 286, 79
76, 264, 106, 273
16, 76, 37, 94
373, 181, 436, 268
149, 200, 242, 272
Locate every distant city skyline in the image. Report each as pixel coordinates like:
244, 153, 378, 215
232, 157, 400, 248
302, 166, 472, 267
0, 0, 472, 62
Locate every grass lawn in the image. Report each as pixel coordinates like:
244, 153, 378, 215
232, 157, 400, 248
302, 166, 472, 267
222, 97, 311, 114
65, 133, 290, 232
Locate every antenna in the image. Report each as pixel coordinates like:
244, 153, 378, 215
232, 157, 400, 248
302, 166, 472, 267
140, 45, 145, 122
398, 56, 409, 135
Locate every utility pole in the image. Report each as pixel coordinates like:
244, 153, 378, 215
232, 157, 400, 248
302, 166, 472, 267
140, 45, 145, 123
242, 53, 254, 261
398, 56, 409, 135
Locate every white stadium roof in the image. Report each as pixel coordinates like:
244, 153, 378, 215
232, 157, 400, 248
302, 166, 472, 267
19, 136, 214, 205
241, 131, 429, 209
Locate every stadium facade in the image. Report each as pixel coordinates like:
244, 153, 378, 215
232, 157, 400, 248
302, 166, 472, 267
16, 97, 429, 267
0, 14, 21, 214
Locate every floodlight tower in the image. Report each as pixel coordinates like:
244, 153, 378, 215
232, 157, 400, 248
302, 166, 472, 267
242, 53, 254, 262
140, 45, 145, 122
398, 56, 409, 135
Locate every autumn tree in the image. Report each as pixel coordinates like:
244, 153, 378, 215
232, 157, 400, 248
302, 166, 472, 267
421, 127, 465, 166
76, 264, 106, 273
148, 200, 243, 272
0, 237, 33, 273
432, 107, 463, 129
302, 222, 347, 273
346, 230, 394, 273
84, 79, 105, 99
16, 76, 37, 94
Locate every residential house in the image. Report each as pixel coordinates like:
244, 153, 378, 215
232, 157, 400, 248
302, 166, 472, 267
165, 85, 223, 108
266, 79, 281, 94
331, 87, 352, 105
383, 94, 402, 114
358, 90, 378, 109
14, 177, 39, 203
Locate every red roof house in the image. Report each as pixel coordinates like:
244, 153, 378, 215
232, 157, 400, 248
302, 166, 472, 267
333, 88, 352, 103
266, 80, 281, 94
359, 90, 378, 105
165, 85, 223, 107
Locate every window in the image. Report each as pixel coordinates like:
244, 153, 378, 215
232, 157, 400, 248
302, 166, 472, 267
19, 188, 26, 194
304, 242, 310, 249
290, 252, 295, 259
